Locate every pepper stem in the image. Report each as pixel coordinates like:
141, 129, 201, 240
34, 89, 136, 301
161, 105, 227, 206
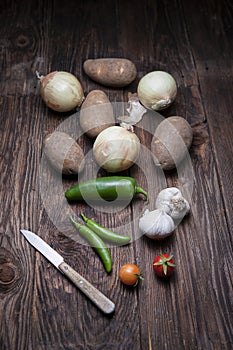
80, 211, 88, 223
135, 186, 149, 204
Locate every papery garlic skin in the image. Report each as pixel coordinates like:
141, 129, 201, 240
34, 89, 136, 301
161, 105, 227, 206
156, 187, 190, 221
93, 125, 140, 172
139, 209, 175, 240
38, 71, 84, 112
118, 93, 147, 125
137, 71, 177, 111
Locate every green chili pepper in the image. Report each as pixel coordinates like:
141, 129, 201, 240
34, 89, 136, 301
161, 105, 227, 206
70, 216, 112, 273
65, 176, 148, 203
80, 212, 131, 245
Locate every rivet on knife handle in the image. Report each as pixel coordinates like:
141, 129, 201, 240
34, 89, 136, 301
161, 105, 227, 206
59, 262, 115, 314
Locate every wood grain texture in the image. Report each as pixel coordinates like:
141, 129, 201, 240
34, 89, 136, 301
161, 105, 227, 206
0, 0, 232, 349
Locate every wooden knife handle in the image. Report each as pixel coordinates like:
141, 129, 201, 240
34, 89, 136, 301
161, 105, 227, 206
59, 262, 115, 314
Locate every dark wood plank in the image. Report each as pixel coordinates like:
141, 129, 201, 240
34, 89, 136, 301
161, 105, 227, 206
34, 0, 142, 349
0, 1, 54, 349
0, 96, 44, 349
118, 0, 233, 349
182, 0, 233, 233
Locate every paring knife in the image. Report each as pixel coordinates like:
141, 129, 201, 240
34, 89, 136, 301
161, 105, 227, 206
20, 229, 115, 314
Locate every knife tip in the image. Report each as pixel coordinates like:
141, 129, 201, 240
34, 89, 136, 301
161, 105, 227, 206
20, 229, 30, 236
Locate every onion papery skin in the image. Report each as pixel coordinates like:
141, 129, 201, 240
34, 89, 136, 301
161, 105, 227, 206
137, 71, 177, 111
40, 71, 84, 112
93, 126, 140, 173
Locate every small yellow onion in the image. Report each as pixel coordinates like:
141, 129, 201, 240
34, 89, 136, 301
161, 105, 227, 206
93, 124, 140, 172
37, 71, 84, 112
137, 71, 177, 111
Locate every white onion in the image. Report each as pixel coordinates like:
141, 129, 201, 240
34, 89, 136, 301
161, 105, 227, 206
93, 125, 140, 172
137, 71, 177, 111
37, 71, 84, 112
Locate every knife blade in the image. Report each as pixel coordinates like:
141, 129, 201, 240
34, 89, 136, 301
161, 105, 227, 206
20, 229, 115, 314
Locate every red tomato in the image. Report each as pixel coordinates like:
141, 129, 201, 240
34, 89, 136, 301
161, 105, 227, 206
119, 264, 144, 286
153, 254, 175, 278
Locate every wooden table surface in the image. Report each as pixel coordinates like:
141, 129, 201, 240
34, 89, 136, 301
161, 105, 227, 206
0, 0, 232, 349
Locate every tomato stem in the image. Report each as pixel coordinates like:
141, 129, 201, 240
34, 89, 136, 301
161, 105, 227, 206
153, 254, 176, 276
135, 273, 144, 281
133, 273, 144, 287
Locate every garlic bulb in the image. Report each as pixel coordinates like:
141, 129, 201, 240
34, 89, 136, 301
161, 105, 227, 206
156, 187, 190, 221
139, 209, 175, 240
137, 71, 177, 110
93, 124, 140, 172
37, 71, 84, 112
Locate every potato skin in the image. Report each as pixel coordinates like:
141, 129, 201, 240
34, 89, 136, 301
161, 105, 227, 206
83, 58, 137, 87
44, 131, 85, 175
80, 90, 115, 138
151, 116, 193, 170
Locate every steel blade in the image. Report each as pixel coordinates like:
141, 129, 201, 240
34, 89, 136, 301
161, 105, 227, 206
20, 229, 63, 269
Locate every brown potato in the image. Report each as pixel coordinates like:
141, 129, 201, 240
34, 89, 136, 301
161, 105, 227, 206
151, 116, 193, 170
44, 131, 85, 175
80, 90, 115, 138
83, 58, 137, 87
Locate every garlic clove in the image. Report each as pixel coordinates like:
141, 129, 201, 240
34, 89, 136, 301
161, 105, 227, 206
139, 209, 175, 240
118, 93, 147, 125
155, 187, 190, 221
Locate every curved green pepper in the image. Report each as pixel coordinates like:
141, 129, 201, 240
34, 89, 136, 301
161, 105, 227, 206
65, 176, 148, 203
80, 212, 131, 245
70, 216, 112, 273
